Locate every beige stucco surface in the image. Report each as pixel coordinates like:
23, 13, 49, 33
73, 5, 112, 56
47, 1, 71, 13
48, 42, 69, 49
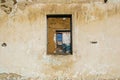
0, 0, 120, 80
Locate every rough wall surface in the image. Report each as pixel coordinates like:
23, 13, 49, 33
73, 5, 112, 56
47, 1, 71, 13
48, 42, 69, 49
0, 0, 120, 80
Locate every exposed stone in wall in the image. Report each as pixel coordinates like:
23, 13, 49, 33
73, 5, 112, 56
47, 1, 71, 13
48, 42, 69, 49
0, 0, 17, 14
0, 73, 21, 80
0, 73, 120, 80
0, 0, 104, 14
1, 0, 120, 14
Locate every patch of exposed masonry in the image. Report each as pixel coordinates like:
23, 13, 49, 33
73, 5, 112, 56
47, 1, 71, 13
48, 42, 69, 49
0, 0, 17, 14
0, 0, 120, 14
0, 73, 120, 80
0, 0, 33, 14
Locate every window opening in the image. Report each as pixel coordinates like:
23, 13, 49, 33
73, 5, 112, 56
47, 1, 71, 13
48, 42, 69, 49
47, 15, 72, 55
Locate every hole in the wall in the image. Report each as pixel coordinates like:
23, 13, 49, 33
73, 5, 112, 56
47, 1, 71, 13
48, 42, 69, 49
104, 0, 108, 3
1, 43, 7, 47
90, 41, 98, 44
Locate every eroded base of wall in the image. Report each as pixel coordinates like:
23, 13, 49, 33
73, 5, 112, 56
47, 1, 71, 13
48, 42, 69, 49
0, 73, 120, 80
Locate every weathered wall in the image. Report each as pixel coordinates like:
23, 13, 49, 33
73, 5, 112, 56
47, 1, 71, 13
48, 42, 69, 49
0, 0, 120, 80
